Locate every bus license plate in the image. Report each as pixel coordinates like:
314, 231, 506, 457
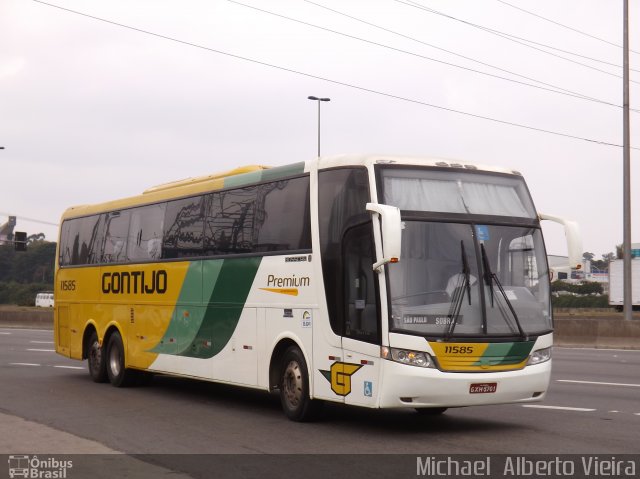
469, 382, 497, 394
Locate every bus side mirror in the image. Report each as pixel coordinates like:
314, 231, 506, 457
539, 213, 583, 269
366, 203, 401, 272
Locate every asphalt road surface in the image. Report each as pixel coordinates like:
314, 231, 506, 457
1, 327, 638, 478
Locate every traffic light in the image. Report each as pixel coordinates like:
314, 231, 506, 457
14, 231, 27, 251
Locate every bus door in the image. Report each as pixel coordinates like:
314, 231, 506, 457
340, 222, 381, 408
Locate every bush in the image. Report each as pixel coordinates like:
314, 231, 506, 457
551, 295, 609, 308
551, 280, 603, 295
0, 281, 53, 306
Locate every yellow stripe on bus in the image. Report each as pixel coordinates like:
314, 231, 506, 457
429, 342, 529, 372
259, 287, 299, 296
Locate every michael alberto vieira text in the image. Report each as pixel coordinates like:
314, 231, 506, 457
416, 456, 637, 477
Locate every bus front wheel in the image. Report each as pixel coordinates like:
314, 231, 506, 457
279, 346, 322, 422
106, 331, 137, 387
87, 330, 107, 383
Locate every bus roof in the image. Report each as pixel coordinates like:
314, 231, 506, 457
61, 162, 306, 219
319, 154, 521, 176
60, 155, 522, 220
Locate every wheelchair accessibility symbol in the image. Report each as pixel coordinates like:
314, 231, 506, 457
364, 381, 373, 397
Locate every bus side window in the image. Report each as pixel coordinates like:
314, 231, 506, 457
60, 215, 105, 266
254, 176, 311, 252
318, 168, 371, 337
102, 211, 131, 263
163, 196, 205, 259
342, 223, 380, 344
127, 203, 166, 262
61, 219, 81, 266
203, 187, 256, 255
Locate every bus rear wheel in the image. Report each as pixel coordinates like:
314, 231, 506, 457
279, 346, 322, 422
106, 331, 137, 387
87, 330, 107, 383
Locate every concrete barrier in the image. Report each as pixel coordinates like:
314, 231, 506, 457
0, 308, 53, 328
554, 317, 640, 349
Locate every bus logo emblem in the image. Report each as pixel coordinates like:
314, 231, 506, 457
319, 362, 362, 396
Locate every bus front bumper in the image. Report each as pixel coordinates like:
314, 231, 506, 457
378, 359, 552, 409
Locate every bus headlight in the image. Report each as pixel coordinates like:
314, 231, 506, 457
527, 347, 552, 366
381, 346, 436, 368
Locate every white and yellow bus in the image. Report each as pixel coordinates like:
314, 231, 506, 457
54, 155, 581, 421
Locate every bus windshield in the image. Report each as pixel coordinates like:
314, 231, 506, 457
387, 222, 551, 337
379, 167, 551, 338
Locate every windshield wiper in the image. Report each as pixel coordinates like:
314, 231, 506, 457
480, 244, 527, 340
461, 241, 472, 306
444, 241, 471, 340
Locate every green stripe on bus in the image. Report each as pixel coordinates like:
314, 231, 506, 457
261, 162, 306, 181
179, 256, 262, 359
500, 341, 535, 365
223, 170, 264, 189
222, 162, 306, 189
472, 341, 534, 366
149, 261, 223, 355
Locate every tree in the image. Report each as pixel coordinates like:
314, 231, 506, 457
591, 252, 616, 272
583, 252, 595, 261
0, 244, 14, 282
27, 233, 46, 244
0, 240, 56, 304
15, 240, 56, 283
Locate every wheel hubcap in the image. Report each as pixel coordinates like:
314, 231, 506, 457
283, 360, 302, 409
109, 343, 121, 377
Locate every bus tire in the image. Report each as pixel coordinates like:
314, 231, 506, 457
106, 331, 137, 387
87, 330, 108, 383
415, 407, 447, 416
279, 346, 322, 422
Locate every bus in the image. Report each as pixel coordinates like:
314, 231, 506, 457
54, 155, 581, 421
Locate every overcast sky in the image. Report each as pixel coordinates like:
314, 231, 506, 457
1, 0, 638, 258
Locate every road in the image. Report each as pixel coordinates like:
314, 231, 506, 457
1, 328, 638, 477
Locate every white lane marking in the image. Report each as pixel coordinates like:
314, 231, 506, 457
9, 363, 84, 370
30, 340, 54, 344
635, 413, 640, 416
26, 348, 55, 352
0, 332, 11, 335
557, 379, 640, 388
554, 347, 640, 353
522, 405, 596, 412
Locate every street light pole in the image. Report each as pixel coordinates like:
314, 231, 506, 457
308, 96, 330, 157
622, 0, 632, 321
